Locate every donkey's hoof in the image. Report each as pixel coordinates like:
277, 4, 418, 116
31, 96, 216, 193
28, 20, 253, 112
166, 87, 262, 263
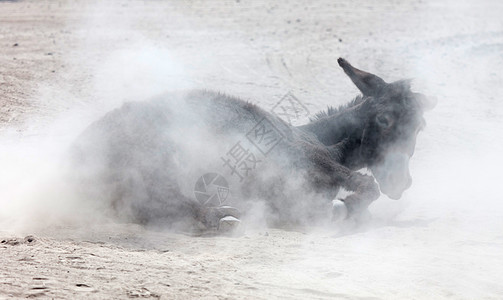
332, 199, 348, 222
218, 216, 241, 233
214, 205, 241, 219
202, 205, 241, 228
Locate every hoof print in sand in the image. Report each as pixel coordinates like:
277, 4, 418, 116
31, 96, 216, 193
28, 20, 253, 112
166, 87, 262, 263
1, 235, 37, 246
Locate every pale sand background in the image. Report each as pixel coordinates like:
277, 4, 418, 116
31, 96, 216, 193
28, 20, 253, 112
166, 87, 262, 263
1, 0, 503, 299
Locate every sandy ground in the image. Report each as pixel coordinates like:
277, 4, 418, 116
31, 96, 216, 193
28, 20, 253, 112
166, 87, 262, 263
1, 0, 503, 299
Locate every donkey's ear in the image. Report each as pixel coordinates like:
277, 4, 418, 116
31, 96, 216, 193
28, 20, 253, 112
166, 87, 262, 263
338, 58, 387, 96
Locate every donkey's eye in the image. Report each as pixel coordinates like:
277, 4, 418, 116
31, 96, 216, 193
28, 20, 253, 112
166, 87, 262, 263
376, 114, 393, 128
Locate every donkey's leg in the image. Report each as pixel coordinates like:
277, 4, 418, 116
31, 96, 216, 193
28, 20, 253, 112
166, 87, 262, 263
332, 170, 380, 221
197, 205, 242, 231
304, 147, 379, 222
160, 194, 241, 233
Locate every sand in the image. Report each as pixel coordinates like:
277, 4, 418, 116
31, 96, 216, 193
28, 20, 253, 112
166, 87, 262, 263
1, 0, 503, 299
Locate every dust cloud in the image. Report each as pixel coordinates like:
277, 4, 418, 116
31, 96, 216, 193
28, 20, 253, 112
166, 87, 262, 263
0, 1, 502, 298
1, 0, 502, 236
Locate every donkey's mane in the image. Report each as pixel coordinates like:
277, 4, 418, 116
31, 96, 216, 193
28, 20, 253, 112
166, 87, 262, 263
310, 95, 366, 122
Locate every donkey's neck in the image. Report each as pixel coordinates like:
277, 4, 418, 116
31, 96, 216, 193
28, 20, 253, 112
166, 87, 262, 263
297, 106, 365, 146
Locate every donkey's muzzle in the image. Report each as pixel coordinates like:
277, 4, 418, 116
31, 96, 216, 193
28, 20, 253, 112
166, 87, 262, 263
371, 152, 412, 200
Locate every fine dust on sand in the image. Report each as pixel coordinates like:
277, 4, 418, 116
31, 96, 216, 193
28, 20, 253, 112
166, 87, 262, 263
1, 0, 503, 299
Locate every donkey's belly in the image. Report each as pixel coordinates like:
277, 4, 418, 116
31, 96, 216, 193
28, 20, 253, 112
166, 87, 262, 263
69, 91, 332, 227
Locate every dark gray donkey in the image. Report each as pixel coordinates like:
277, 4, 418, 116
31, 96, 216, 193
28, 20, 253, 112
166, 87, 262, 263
69, 58, 433, 232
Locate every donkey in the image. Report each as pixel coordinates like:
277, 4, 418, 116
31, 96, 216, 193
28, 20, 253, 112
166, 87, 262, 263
69, 58, 432, 232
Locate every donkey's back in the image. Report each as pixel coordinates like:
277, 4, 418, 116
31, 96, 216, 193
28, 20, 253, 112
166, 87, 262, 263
70, 90, 330, 230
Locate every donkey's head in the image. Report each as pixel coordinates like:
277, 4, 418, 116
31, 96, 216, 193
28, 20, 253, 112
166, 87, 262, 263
338, 58, 434, 200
